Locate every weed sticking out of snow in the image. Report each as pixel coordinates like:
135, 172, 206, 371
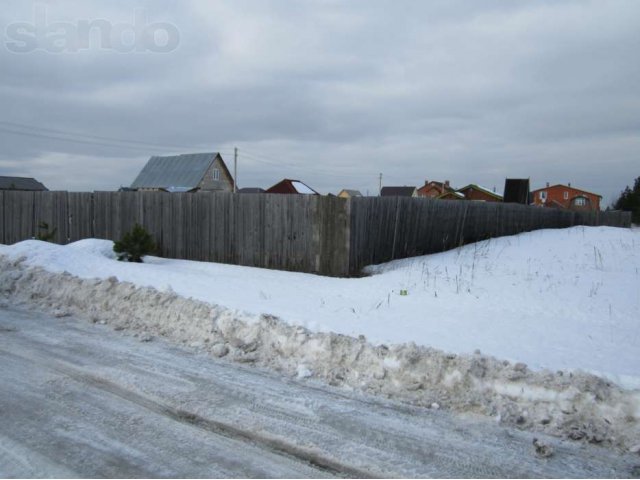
1, 256, 638, 450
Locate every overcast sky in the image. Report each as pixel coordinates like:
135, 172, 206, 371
1, 0, 638, 205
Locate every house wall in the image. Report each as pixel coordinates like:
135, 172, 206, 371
197, 155, 234, 192
417, 185, 442, 198
417, 182, 451, 198
266, 181, 297, 194
532, 185, 601, 211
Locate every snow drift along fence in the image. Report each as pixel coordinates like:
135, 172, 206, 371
0, 190, 631, 276
348, 197, 632, 273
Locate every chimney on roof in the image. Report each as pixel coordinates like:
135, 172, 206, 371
445, 180, 450, 188
546, 182, 549, 188
568, 182, 571, 187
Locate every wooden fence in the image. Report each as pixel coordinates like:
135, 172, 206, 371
0, 191, 631, 276
348, 197, 631, 273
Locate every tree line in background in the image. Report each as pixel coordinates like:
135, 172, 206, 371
612, 176, 640, 224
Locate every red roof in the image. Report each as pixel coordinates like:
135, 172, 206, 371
265, 179, 319, 195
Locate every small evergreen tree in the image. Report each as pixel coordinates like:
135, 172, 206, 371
612, 176, 640, 224
36, 221, 57, 242
113, 224, 157, 263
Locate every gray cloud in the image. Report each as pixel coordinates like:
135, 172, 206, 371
0, 0, 638, 205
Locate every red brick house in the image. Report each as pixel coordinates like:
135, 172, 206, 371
531, 183, 601, 211
456, 184, 503, 202
266, 179, 319, 195
417, 180, 454, 198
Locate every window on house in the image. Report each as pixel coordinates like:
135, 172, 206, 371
212, 168, 220, 181
539, 191, 547, 201
574, 197, 586, 206
563, 191, 569, 200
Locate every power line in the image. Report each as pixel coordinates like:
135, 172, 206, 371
0, 120, 197, 151
239, 148, 376, 179
0, 120, 225, 154
0, 119, 380, 185
0, 126, 165, 152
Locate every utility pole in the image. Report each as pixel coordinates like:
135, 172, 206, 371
379, 173, 383, 196
234, 147, 238, 193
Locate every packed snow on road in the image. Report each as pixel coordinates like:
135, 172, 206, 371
3, 307, 636, 478
1, 226, 639, 451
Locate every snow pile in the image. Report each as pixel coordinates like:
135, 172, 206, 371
1, 254, 639, 449
1, 227, 638, 387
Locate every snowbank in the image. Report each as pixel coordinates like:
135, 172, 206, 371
1, 237, 639, 449
1, 226, 638, 386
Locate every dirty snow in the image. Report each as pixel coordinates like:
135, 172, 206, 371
1, 226, 638, 388
1, 226, 640, 449
3, 308, 636, 477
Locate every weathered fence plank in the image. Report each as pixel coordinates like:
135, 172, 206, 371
68, 192, 94, 242
34, 191, 68, 244
141, 191, 163, 252
3, 191, 35, 245
0, 191, 4, 244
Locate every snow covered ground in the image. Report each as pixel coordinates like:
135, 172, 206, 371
1, 226, 638, 387
1, 226, 639, 449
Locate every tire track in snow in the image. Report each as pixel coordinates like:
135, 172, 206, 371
0, 346, 381, 479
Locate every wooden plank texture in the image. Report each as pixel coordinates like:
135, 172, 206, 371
68, 192, 94, 242
3, 191, 35, 244
0, 190, 632, 276
34, 191, 68, 244
0, 191, 4, 245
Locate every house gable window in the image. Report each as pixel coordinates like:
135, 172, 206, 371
212, 168, 220, 181
563, 191, 569, 200
539, 191, 547, 201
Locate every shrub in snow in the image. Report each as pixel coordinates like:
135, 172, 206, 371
113, 224, 157, 263
36, 221, 57, 242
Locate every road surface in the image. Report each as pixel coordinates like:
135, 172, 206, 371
0, 305, 636, 478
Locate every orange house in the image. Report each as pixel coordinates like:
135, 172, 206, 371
417, 180, 454, 198
531, 183, 601, 211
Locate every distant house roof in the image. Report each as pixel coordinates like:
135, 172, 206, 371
266, 179, 319, 195
503, 179, 531, 204
417, 180, 454, 196
338, 189, 363, 197
0, 176, 48, 191
437, 191, 465, 200
457, 184, 503, 200
380, 186, 417, 197
130, 152, 233, 190
238, 187, 265, 194
531, 184, 602, 198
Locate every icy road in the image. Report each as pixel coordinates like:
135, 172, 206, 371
0, 306, 636, 478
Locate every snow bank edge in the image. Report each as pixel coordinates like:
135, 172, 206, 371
1, 255, 638, 451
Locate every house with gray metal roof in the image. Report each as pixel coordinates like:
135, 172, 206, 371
130, 153, 235, 193
0, 175, 48, 191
